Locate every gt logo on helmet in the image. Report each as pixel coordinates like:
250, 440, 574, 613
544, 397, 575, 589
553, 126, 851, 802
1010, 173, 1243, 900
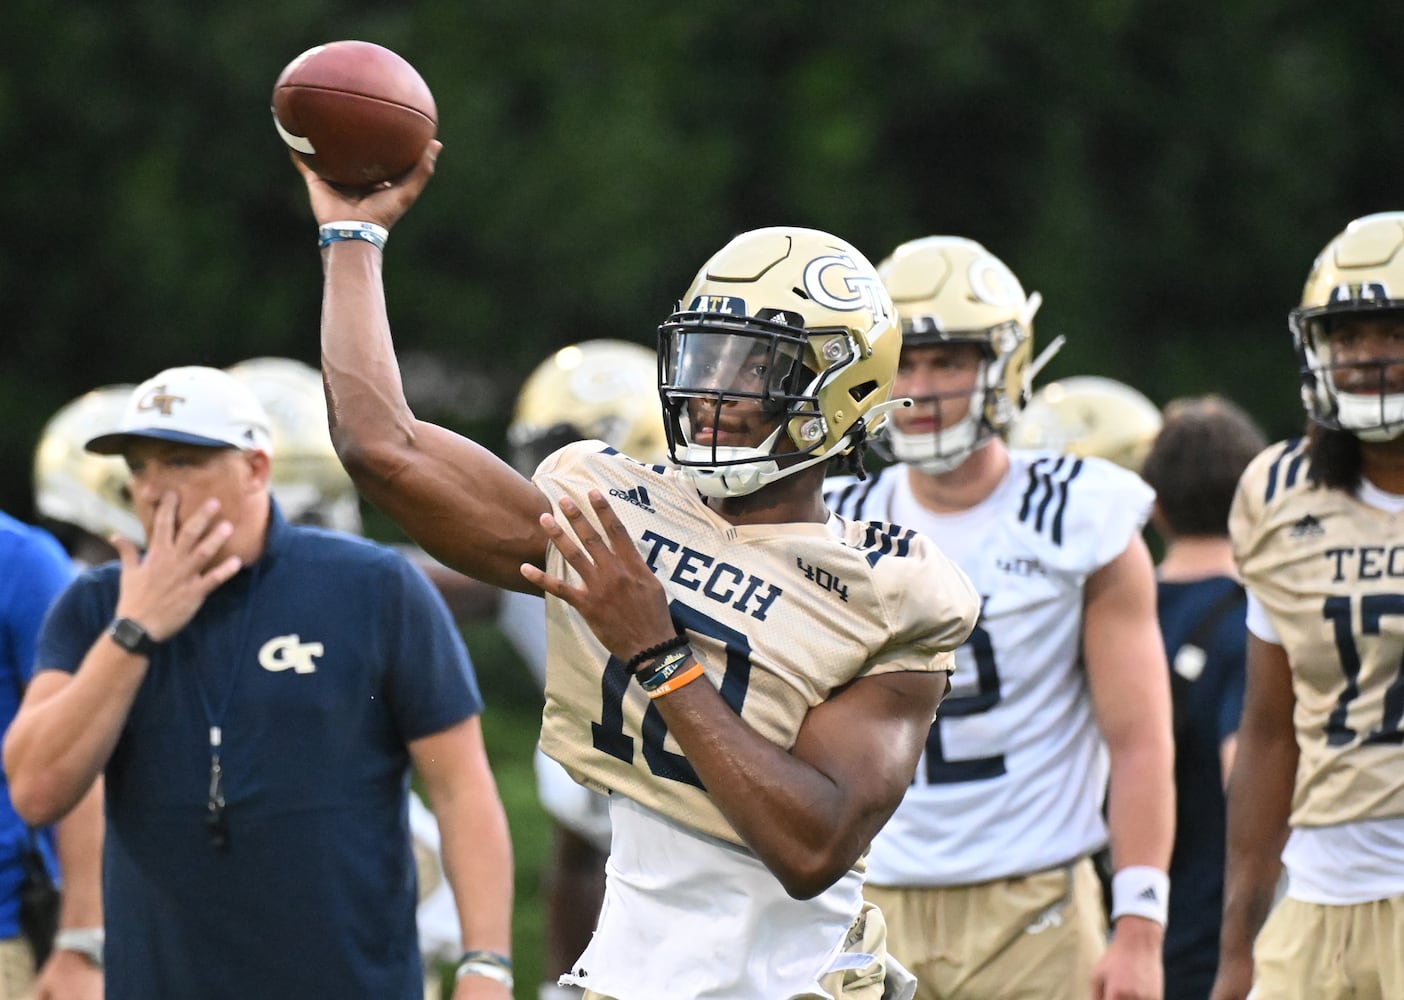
803, 253, 889, 319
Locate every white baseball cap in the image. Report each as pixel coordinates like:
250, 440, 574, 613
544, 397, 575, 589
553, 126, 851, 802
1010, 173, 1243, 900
86, 366, 276, 457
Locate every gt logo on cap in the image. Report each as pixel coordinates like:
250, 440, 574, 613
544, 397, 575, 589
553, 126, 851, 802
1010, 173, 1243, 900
137, 386, 186, 417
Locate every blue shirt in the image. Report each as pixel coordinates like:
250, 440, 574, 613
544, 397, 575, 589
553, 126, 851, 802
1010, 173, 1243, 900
37, 504, 481, 999
1158, 576, 1247, 1000
0, 512, 72, 938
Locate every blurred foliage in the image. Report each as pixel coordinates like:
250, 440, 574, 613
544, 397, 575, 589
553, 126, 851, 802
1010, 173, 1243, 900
6, 0, 1404, 520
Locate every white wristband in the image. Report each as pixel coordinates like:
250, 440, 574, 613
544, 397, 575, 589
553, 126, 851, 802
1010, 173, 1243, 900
455, 961, 514, 990
318, 220, 389, 251
54, 927, 104, 968
1110, 865, 1170, 926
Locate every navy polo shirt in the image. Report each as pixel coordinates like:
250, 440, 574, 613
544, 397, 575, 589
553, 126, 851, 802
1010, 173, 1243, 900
37, 503, 482, 1000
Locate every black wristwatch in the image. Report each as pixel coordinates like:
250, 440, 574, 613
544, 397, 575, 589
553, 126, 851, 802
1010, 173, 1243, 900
107, 617, 157, 657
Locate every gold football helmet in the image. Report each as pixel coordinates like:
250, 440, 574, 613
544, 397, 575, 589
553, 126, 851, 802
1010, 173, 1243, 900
225, 357, 363, 533
506, 339, 667, 473
878, 236, 1044, 473
33, 384, 144, 543
1007, 376, 1163, 473
659, 227, 902, 497
1291, 211, 1404, 441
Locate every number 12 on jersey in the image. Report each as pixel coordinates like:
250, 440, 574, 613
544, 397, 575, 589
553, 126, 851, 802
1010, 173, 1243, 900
919, 618, 1008, 784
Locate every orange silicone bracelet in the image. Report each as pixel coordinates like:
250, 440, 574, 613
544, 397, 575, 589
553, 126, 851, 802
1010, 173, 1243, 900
644, 661, 706, 699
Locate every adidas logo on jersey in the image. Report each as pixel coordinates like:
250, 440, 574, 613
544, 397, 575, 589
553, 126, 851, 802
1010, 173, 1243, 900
1289, 513, 1325, 538
609, 485, 656, 513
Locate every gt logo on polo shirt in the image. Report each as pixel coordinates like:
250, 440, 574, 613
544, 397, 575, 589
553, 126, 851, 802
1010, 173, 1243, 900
258, 634, 325, 675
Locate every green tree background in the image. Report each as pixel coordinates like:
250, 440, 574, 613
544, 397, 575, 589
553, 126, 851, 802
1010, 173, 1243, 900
4, 3, 1402, 994
7, 0, 1403, 522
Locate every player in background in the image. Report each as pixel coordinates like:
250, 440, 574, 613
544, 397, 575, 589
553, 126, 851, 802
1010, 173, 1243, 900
225, 357, 463, 1000
34, 385, 142, 565
226, 358, 366, 535
1211, 212, 1404, 1000
828, 236, 1174, 1000
1139, 397, 1266, 1000
1006, 375, 1164, 475
294, 142, 981, 1000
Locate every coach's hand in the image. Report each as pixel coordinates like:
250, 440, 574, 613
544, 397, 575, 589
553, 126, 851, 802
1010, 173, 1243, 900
113, 492, 241, 643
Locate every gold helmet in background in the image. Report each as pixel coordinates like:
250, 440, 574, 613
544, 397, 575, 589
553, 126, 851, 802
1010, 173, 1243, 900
1007, 375, 1163, 473
878, 236, 1044, 474
1291, 211, 1404, 441
659, 227, 902, 498
507, 339, 667, 474
33, 384, 144, 543
225, 357, 363, 534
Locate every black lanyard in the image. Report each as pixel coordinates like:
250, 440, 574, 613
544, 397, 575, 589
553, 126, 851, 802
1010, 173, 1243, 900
190, 559, 262, 850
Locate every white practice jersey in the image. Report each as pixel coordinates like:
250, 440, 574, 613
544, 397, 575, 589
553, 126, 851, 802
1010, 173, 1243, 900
827, 451, 1154, 885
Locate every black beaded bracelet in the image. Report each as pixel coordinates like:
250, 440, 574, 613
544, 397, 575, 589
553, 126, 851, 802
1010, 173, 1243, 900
622, 634, 688, 675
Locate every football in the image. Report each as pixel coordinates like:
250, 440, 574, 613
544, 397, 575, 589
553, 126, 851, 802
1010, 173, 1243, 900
272, 40, 437, 188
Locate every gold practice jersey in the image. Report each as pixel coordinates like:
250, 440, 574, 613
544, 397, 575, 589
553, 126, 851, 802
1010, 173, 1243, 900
535, 442, 981, 849
1231, 439, 1404, 828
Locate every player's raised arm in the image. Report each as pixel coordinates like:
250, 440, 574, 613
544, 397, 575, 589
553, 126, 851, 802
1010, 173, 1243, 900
294, 146, 551, 590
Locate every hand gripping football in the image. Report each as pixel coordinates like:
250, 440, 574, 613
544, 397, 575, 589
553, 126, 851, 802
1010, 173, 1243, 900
272, 40, 437, 188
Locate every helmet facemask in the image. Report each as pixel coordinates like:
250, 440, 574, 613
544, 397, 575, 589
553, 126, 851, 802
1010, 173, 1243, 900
1293, 308, 1404, 442
660, 312, 861, 498
883, 319, 1029, 474
658, 228, 903, 498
